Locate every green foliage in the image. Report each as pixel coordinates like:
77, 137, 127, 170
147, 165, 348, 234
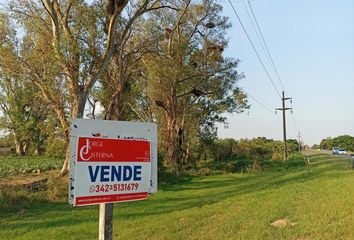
192, 137, 306, 175
247, 160, 263, 173
139, 1, 249, 169
45, 137, 67, 158
196, 155, 307, 175
196, 167, 212, 176
264, 154, 307, 170
311, 144, 320, 149
222, 159, 253, 173
201, 137, 300, 162
320, 135, 354, 151
0, 68, 50, 155
0, 134, 13, 148
287, 153, 306, 162
285, 154, 307, 168
0, 156, 62, 178
201, 138, 237, 161
271, 152, 283, 161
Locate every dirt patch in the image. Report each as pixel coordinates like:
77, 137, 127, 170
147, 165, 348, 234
270, 218, 297, 228
0, 170, 64, 193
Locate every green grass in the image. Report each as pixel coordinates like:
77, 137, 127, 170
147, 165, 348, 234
0, 156, 62, 178
1, 153, 354, 239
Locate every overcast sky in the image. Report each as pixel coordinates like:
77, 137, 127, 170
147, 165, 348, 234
217, 0, 354, 145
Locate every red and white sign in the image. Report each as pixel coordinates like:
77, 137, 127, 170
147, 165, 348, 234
69, 119, 157, 206
77, 137, 150, 162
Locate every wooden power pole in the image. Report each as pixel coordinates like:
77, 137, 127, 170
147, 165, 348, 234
276, 91, 292, 161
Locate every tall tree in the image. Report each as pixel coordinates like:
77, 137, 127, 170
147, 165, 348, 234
0, 73, 49, 155
1, 0, 168, 175
0, 13, 46, 155
140, 0, 249, 170
97, 1, 178, 121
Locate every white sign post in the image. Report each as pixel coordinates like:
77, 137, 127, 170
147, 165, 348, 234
69, 119, 157, 239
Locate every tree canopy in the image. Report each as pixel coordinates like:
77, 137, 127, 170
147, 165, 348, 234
0, 0, 249, 173
319, 135, 354, 151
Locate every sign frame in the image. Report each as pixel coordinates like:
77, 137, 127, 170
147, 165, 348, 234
69, 119, 157, 206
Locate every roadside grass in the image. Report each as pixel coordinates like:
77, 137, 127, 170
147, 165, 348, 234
1, 153, 354, 239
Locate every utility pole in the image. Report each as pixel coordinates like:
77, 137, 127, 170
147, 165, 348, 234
297, 131, 301, 153
276, 91, 292, 161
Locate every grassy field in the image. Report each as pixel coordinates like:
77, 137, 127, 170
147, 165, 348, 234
1, 153, 354, 239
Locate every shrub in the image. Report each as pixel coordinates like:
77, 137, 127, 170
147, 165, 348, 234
46, 138, 66, 158
197, 167, 212, 176
158, 169, 177, 184
247, 160, 262, 173
286, 154, 307, 168
271, 153, 283, 161
223, 159, 252, 173
288, 153, 306, 161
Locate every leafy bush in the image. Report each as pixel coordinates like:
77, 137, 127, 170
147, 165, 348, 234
288, 153, 306, 161
45, 138, 66, 158
201, 137, 301, 163
223, 159, 252, 173
271, 153, 283, 161
286, 154, 307, 168
247, 160, 262, 173
197, 167, 212, 176
263, 154, 306, 171
217, 154, 307, 173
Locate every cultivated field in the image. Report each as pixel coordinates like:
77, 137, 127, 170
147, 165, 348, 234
0, 153, 354, 240
0, 156, 62, 178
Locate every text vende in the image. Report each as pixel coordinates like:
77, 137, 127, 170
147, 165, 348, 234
88, 165, 142, 182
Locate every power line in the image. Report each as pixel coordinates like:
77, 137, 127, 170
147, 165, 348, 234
247, 1, 303, 142
240, 0, 272, 73
240, 88, 282, 125
245, 91, 274, 114
246, 0, 288, 96
243, 0, 301, 137
229, 0, 300, 138
227, 0, 282, 99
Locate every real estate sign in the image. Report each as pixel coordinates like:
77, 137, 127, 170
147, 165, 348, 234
69, 119, 157, 206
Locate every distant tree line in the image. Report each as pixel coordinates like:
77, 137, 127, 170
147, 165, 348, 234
199, 137, 300, 163
319, 135, 354, 151
174, 137, 305, 177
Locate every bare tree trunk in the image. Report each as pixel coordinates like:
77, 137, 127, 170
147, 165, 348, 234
14, 137, 24, 156
59, 95, 86, 176
166, 115, 177, 169
34, 147, 40, 156
176, 127, 184, 167
183, 141, 190, 165
59, 144, 70, 177
22, 142, 28, 155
